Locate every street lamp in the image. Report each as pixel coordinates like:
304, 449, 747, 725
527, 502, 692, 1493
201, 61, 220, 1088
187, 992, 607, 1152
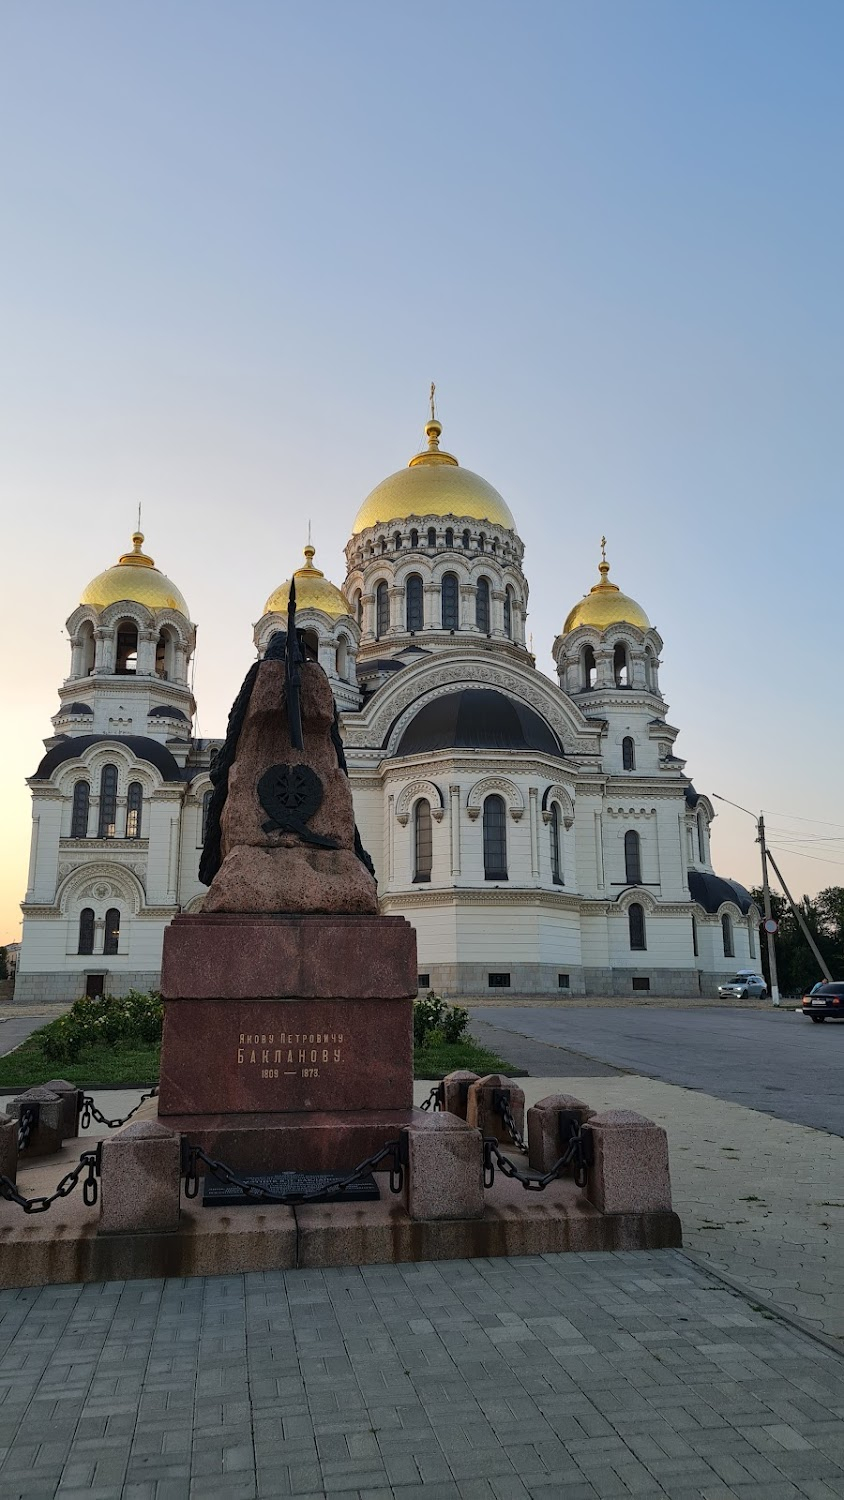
712, 795, 780, 1006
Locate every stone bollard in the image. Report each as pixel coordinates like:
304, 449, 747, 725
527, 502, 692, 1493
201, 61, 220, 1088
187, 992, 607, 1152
7, 1088, 64, 1156
42, 1080, 82, 1139
585, 1110, 672, 1214
440, 1070, 480, 1120
527, 1094, 596, 1173
99, 1121, 182, 1235
466, 1074, 525, 1147
403, 1112, 484, 1221
0, 1116, 18, 1184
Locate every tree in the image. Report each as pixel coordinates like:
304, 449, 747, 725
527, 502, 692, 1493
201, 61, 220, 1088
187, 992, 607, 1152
751, 886, 844, 996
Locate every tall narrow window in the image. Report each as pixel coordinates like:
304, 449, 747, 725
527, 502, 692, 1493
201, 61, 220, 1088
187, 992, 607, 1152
476, 577, 490, 633
478, 533, 486, 553
376, 582, 389, 639
483, 794, 507, 880
582, 645, 596, 690
103, 907, 120, 956
550, 803, 563, 885
445, 528, 454, 548
697, 812, 706, 862
98, 764, 118, 838
410, 528, 419, 548
441, 572, 459, 630
503, 588, 512, 639
613, 642, 628, 687
125, 782, 143, 839
624, 829, 641, 885
380, 537, 387, 554
692, 914, 698, 957
78, 908, 95, 956
722, 913, 734, 958
748, 919, 756, 959
355, 591, 363, 627
427, 527, 437, 548
406, 574, 423, 632
413, 799, 433, 883
201, 789, 213, 845
71, 781, 90, 839
115, 622, 138, 674
629, 903, 646, 950
462, 528, 471, 549
394, 532, 402, 551
622, 736, 635, 771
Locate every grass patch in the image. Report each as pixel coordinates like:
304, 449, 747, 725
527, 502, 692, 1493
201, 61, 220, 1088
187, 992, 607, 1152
413, 1035, 519, 1079
0, 1032, 160, 1090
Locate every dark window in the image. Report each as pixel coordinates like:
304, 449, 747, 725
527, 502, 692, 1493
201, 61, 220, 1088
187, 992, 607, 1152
417, 973, 430, 989
70, 780, 90, 838
483, 794, 507, 880
380, 537, 387, 554
558, 973, 570, 989
583, 645, 596, 690
478, 533, 486, 553
550, 803, 563, 885
613, 642, 628, 687
632, 976, 650, 991
413, 799, 433, 883
692, 914, 698, 957
410, 528, 419, 548
441, 572, 459, 630
488, 972, 511, 988
722, 913, 734, 958
697, 813, 706, 862
622, 736, 635, 771
355, 591, 363, 627
125, 781, 143, 839
406, 574, 423, 632
115, 623, 138, 674
629, 902, 646, 950
476, 576, 491, 633
491, 539, 497, 554
503, 588, 513, 639
78, 908, 95, 955
427, 527, 437, 548
376, 581, 389, 639
748, 920, 756, 959
462, 528, 471, 549
394, 532, 402, 551
624, 829, 641, 885
445, 528, 454, 548
200, 789, 213, 846
98, 764, 118, 838
103, 907, 120, 956
85, 973, 105, 998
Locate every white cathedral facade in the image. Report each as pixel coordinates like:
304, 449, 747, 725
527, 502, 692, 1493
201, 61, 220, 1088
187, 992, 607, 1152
15, 411, 760, 1002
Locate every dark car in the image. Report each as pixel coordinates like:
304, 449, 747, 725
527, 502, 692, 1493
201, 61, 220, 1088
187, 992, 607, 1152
802, 982, 844, 1021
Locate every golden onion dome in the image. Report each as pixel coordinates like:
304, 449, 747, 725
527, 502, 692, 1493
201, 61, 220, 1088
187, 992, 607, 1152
563, 543, 650, 634
80, 532, 190, 616
264, 544, 351, 619
351, 415, 516, 534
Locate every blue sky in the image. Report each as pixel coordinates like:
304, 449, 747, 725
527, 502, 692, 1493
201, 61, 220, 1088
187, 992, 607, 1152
1, 1, 842, 939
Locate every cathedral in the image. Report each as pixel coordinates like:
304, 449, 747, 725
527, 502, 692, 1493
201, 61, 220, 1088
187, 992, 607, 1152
15, 409, 759, 1002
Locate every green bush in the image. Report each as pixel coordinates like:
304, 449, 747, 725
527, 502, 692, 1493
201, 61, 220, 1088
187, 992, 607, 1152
40, 990, 163, 1063
413, 990, 469, 1049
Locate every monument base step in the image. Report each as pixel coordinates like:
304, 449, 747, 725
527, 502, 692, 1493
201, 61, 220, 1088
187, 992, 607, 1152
160, 1107, 441, 1174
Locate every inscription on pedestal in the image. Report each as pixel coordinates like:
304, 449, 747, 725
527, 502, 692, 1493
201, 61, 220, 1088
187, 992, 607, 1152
237, 1029, 345, 1082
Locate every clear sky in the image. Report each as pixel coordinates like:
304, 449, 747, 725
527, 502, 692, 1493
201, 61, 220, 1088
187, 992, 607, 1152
1, 0, 843, 944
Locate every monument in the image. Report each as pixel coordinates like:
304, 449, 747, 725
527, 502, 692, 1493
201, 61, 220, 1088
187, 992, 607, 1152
157, 586, 419, 1173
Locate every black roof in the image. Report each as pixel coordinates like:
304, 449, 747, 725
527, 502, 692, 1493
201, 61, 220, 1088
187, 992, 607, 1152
33, 734, 183, 783
149, 705, 190, 721
360, 659, 405, 673
685, 785, 700, 808
64, 702, 93, 715
688, 870, 753, 914
397, 689, 562, 758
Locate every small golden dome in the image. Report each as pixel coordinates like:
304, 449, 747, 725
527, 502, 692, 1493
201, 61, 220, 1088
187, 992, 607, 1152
264, 544, 351, 619
351, 414, 516, 534
563, 542, 650, 634
80, 532, 190, 616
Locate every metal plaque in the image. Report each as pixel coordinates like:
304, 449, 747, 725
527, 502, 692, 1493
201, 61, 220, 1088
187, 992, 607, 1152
202, 1170, 381, 1208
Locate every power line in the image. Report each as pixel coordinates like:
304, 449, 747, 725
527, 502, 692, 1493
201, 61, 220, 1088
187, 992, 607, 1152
763, 808, 844, 831
767, 845, 844, 870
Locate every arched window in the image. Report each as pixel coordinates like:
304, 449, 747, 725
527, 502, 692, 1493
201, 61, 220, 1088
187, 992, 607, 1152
697, 812, 706, 863
78, 908, 95, 955
155, 628, 178, 680
336, 636, 348, 679
406, 574, 424, 632
503, 588, 513, 639
115, 622, 138, 674
394, 532, 402, 552
645, 646, 657, 691
445, 527, 454, 548
410, 528, 419, 548
491, 539, 497, 554
624, 829, 641, 885
78, 621, 95, 677
476, 576, 491, 633
462, 528, 471, 550
613, 642, 628, 687
441, 573, 459, 630
748, 919, 756, 959
302, 629, 319, 662
549, 804, 563, 885
413, 799, 433, 883
71, 781, 90, 839
582, 645, 596, 691
629, 903, 646, 951
125, 782, 143, 839
98, 764, 118, 839
376, 582, 389, 639
483, 794, 507, 880
691, 914, 699, 957
622, 736, 635, 771
722, 913, 734, 958
380, 537, 387, 554
478, 533, 486, 553
427, 527, 437, 549
103, 907, 120, 957
201, 789, 213, 845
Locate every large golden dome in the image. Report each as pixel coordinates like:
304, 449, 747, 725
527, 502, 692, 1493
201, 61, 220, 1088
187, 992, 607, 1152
352, 417, 516, 534
80, 532, 190, 616
563, 545, 650, 634
264, 544, 350, 619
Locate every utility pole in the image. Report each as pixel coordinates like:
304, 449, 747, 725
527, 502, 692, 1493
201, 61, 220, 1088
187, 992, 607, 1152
713, 795, 780, 1006
764, 848, 832, 983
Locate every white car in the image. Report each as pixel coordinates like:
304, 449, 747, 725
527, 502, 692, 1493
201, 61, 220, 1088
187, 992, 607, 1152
718, 971, 768, 1000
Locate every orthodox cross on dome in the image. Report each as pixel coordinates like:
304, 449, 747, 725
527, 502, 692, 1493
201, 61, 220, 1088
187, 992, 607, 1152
429, 381, 436, 421
600, 535, 607, 562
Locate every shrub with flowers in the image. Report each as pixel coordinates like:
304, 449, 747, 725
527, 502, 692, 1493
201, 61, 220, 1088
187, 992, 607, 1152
413, 990, 469, 1049
40, 990, 164, 1063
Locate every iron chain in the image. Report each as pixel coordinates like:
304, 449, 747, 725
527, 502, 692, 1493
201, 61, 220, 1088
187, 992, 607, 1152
17, 1106, 37, 1154
483, 1120, 593, 1193
493, 1091, 528, 1153
80, 1087, 158, 1131
418, 1084, 443, 1113
0, 1146, 101, 1214
182, 1139, 405, 1205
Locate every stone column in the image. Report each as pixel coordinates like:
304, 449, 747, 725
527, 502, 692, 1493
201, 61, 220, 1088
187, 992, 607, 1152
136, 629, 157, 676
449, 785, 461, 876
387, 794, 395, 883
93, 628, 110, 675
529, 787, 539, 880
459, 584, 474, 630
423, 583, 439, 629
317, 640, 335, 678
586, 1110, 672, 1214
388, 586, 402, 634
99, 1121, 181, 1235
490, 588, 505, 637
361, 592, 375, 640
595, 648, 614, 688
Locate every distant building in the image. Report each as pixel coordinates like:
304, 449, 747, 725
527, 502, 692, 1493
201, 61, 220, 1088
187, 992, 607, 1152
15, 410, 759, 1001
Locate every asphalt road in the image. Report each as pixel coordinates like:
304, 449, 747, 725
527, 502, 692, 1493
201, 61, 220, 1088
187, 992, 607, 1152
470, 1004, 844, 1136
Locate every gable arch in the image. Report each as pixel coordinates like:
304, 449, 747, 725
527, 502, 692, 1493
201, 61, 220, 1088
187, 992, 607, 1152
466, 776, 525, 821
57, 862, 147, 916
540, 784, 575, 828
99, 600, 155, 631
395, 779, 446, 825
